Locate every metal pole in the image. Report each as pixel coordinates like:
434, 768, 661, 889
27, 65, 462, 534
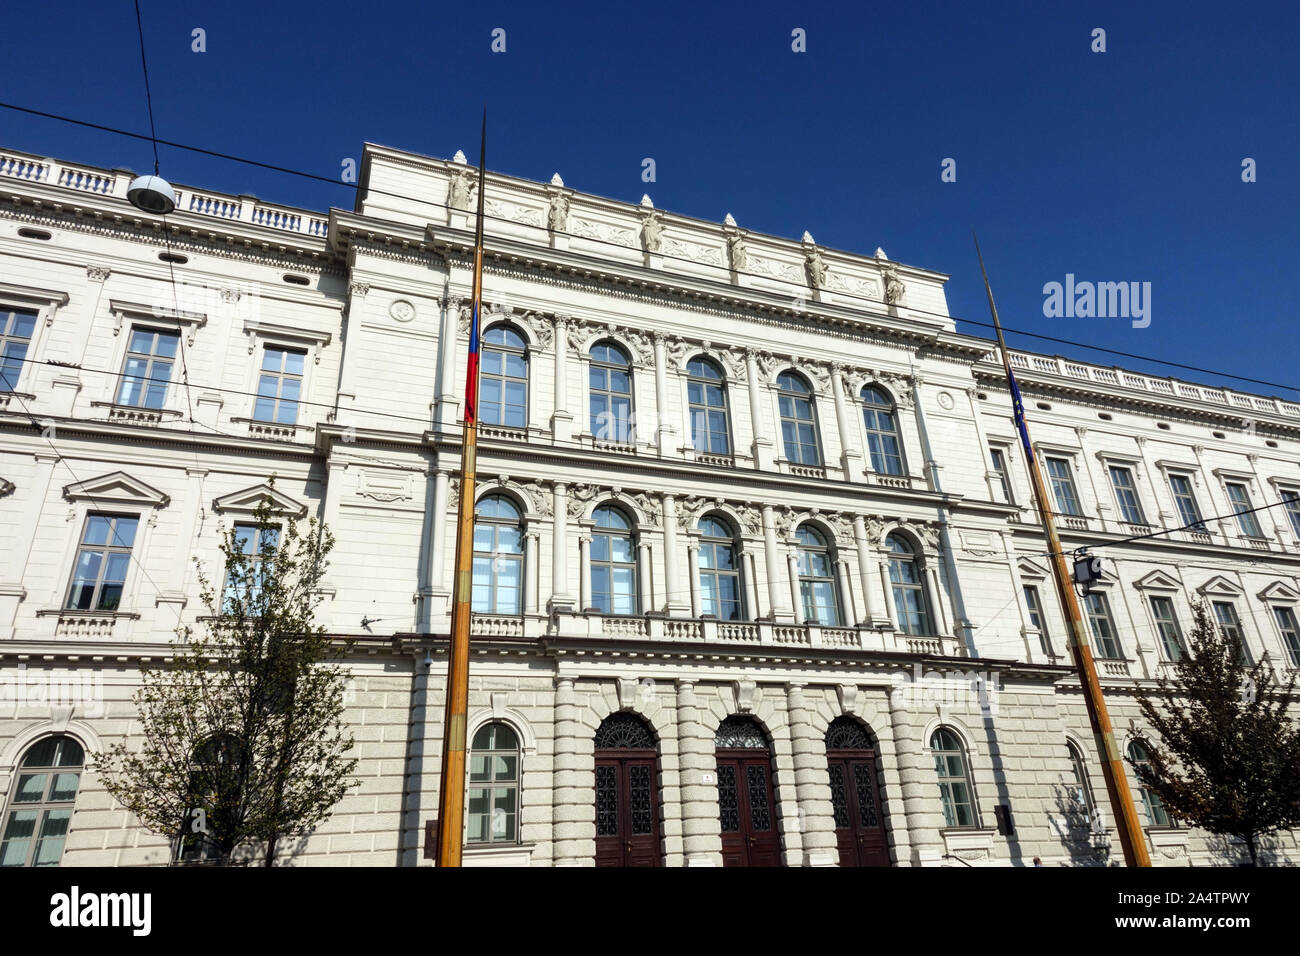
436, 111, 488, 867
973, 235, 1151, 867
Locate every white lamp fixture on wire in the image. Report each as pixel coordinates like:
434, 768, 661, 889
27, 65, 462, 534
127, 173, 177, 214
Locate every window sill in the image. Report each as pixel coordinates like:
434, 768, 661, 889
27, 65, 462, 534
89, 401, 184, 425
462, 842, 535, 867
0, 390, 37, 410
230, 416, 313, 441
37, 608, 141, 620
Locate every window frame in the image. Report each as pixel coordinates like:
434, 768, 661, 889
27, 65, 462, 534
989, 445, 1014, 504
886, 533, 932, 636
63, 512, 140, 612
1044, 456, 1083, 517
479, 324, 529, 430
697, 515, 744, 621
1108, 465, 1146, 525
776, 371, 822, 467
0, 306, 39, 393
1167, 473, 1205, 532
252, 344, 307, 425
222, 521, 282, 610
1023, 584, 1052, 656
1279, 489, 1300, 542
471, 494, 525, 615
1223, 481, 1264, 539
1211, 600, 1252, 665
0, 734, 86, 868
860, 384, 905, 477
466, 722, 521, 846
1082, 591, 1123, 660
930, 727, 979, 829
1148, 595, 1187, 662
588, 341, 635, 445
685, 356, 732, 456
116, 325, 180, 410
1272, 605, 1300, 668
1127, 740, 1172, 828
1066, 740, 1100, 833
795, 525, 841, 626
590, 505, 638, 615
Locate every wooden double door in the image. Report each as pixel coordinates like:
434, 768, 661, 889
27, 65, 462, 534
594, 752, 661, 867
716, 750, 782, 867
826, 749, 891, 867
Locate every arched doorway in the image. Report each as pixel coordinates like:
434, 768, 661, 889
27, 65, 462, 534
824, 716, 891, 866
593, 712, 661, 867
714, 716, 781, 867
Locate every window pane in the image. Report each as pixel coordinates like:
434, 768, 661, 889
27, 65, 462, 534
0, 811, 37, 867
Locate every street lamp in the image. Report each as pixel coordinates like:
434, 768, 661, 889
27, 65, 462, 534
127, 174, 177, 215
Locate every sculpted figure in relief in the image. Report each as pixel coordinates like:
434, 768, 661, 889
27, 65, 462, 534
548, 193, 570, 233
883, 263, 906, 304
805, 249, 828, 290
449, 170, 475, 211
641, 213, 664, 253
727, 233, 748, 272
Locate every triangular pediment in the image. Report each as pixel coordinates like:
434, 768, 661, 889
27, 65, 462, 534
63, 471, 169, 508
1017, 557, 1052, 579
1259, 581, 1300, 602
1197, 575, 1243, 598
1135, 570, 1181, 591
212, 483, 307, 518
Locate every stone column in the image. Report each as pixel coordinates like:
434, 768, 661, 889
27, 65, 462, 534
887, 689, 943, 865
653, 331, 675, 455
880, 563, 899, 629
579, 533, 592, 612
637, 541, 653, 614
686, 540, 702, 617
524, 531, 540, 614
745, 349, 774, 469
762, 506, 793, 621
551, 315, 573, 443
831, 367, 862, 481
852, 516, 884, 626
662, 494, 689, 614
835, 558, 857, 627
676, 680, 723, 865
436, 296, 461, 430
552, 677, 592, 865
788, 550, 805, 625
743, 550, 761, 621
786, 683, 838, 865
964, 386, 999, 501
926, 564, 950, 636
427, 469, 450, 609
550, 483, 573, 610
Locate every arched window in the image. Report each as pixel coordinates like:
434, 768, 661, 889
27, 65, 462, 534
468, 722, 520, 844
177, 734, 243, 864
698, 516, 743, 620
931, 727, 977, 828
796, 525, 841, 626
592, 505, 637, 615
1066, 741, 1099, 832
481, 325, 528, 428
777, 372, 821, 466
0, 735, 85, 867
589, 342, 634, 444
687, 357, 730, 455
473, 495, 524, 614
886, 534, 932, 636
1127, 740, 1170, 827
861, 385, 905, 476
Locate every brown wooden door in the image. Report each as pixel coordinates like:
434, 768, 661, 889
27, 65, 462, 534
717, 751, 782, 867
827, 751, 891, 867
594, 753, 661, 867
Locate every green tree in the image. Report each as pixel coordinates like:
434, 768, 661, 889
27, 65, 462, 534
1131, 600, 1300, 865
96, 486, 358, 866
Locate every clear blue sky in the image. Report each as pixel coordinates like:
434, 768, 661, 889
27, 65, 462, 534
2, 0, 1296, 399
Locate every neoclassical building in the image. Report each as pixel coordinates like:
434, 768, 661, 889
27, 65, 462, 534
1, 143, 1298, 867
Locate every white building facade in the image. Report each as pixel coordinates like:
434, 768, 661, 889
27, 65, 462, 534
1, 143, 1298, 867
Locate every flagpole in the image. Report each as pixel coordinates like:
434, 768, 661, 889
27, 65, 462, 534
436, 111, 488, 867
973, 234, 1151, 868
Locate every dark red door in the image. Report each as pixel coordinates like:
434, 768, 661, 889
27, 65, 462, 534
595, 754, 661, 866
717, 752, 782, 867
827, 751, 891, 867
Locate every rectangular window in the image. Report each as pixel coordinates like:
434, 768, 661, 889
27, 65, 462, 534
253, 346, 305, 425
1281, 490, 1300, 542
1082, 592, 1122, 659
65, 514, 139, 611
1045, 457, 1082, 517
0, 308, 37, 392
223, 523, 281, 607
989, 447, 1013, 504
1168, 474, 1205, 531
1273, 607, 1300, 668
1212, 601, 1252, 666
1149, 596, 1186, 662
1023, 585, 1051, 656
117, 327, 178, 409
1108, 466, 1145, 525
1224, 482, 1263, 538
